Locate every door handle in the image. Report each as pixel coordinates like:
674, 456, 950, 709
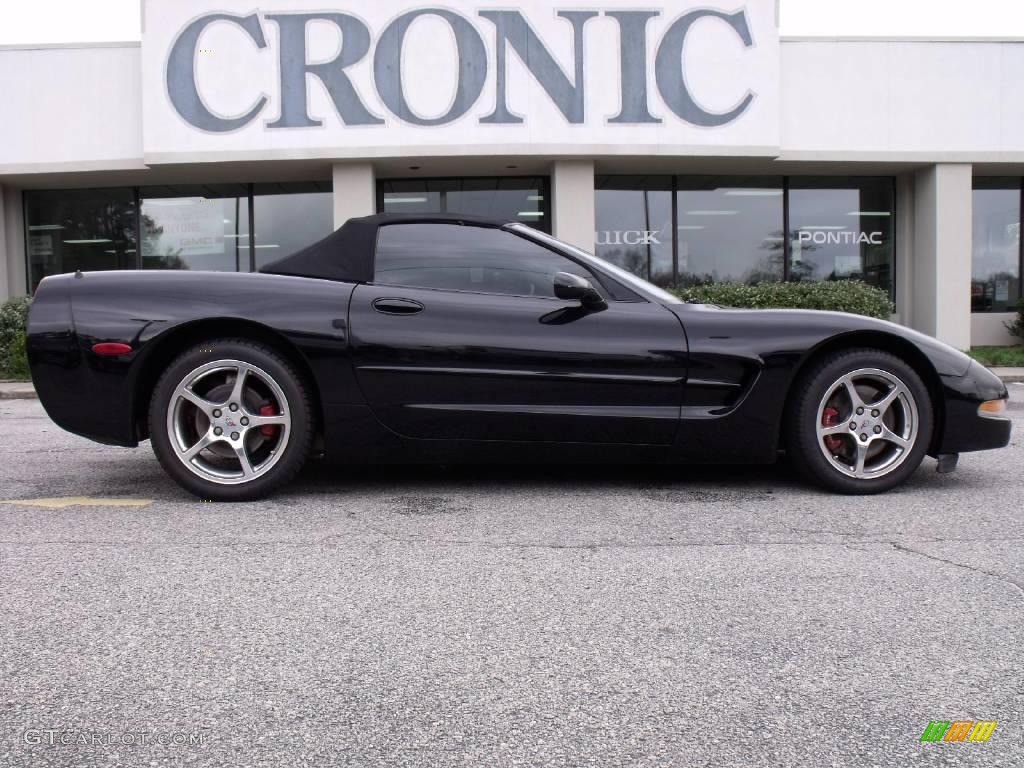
372, 297, 424, 315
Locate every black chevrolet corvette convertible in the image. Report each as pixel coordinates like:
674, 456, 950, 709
27, 213, 1010, 500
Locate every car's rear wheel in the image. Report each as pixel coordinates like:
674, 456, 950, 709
149, 339, 312, 500
787, 348, 933, 494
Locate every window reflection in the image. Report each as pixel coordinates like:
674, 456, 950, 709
140, 185, 249, 271
972, 179, 1021, 313
379, 177, 550, 232
25, 188, 136, 290
594, 176, 673, 286
677, 177, 784, 285
789, 178, 894, 295
253, 182, 333, 270
593, 175, 897, 296
25, 181, 334, 281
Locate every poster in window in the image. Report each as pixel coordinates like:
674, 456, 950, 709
145, 199, 226, 257
29, 235, 53, 258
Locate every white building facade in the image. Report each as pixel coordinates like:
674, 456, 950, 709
1, 0, 1023, 349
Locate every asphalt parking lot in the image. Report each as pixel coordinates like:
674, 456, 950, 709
1, 391, 1022, 767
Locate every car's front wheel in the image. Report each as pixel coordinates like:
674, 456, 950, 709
787, 348, 933, 494
149, 339, 313, 500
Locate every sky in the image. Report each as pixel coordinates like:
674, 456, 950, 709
0, 0, 1023, 44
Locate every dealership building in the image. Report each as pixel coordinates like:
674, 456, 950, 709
1, 0, 1023, 350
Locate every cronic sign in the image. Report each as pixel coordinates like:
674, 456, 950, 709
143, 1, 780, 161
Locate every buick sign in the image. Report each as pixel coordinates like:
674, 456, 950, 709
596, 230, 664, 246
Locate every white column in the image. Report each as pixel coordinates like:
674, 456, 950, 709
0, 185, 8, 300
332, 162, 376, 230
893, 173, 915, 325
551, 159, 595, 251
3, 185, 26, 297
910, 164, 972, 350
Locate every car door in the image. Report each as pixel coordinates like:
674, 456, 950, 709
348, 222, 688, 444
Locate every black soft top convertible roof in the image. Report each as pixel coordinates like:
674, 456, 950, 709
259, 212, 512, 283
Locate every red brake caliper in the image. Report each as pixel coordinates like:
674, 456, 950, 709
259, 404, 278, 437
822, 406, 841, 452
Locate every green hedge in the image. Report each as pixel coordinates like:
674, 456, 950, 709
1005, 298, 1024, 341
671, 280, 893, 320
0, 296, 31, 380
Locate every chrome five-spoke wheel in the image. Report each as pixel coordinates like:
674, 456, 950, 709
815, 367, 919, 480
788, 349, 933, 494
167, 359, 292, 485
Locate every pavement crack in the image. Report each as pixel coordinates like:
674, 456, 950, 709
889, 542, 1024, 599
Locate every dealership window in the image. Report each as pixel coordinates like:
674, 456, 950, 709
25, 181, 331, 285
594, 175, 897, 299
677, 176, 784, 286
594, 176, 674, 287
253, 182, 333, 270
972, 178, 1021, 313
25, 188, 137, 291
789, 177, 894, 293
377, 177, 550, 233
140, 184, 250, 272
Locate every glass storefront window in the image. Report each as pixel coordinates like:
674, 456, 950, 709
594, 176, 674, 286
593, 175, 897, 299
378, 177, 550, 232
26, 175, 905, 302
140, 185, 249, 272
788, 177, 895, 295
253, 182, 333, 270
25, 181, 332, 284
677, 176, 784, 286
972, 179, 1021, 313
25, 188, 136, 290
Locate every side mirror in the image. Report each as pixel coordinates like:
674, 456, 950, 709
553, 272, 607, 311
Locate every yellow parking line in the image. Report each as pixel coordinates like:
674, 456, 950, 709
0, 496, 153, 509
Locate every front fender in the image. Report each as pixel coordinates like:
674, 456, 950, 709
666, 303, 977, 463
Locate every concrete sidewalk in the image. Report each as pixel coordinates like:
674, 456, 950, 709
3, 368, 1024, 400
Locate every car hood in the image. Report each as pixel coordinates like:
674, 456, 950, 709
670, 303, 974, 378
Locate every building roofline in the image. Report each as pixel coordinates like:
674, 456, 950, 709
781, 35, 1024, 43
1, 35, 1022, 50
0, 40, 140, 52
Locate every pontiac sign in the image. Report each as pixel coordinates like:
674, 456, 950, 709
142, 0, 780, 162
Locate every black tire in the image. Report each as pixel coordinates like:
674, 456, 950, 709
786, 348, 933, 494
149, 339, 313, 501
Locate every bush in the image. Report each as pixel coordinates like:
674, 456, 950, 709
4, 333, 29, 380
1005, 298, 1024, 341
970, 345, 1024, 367
671, 280, 893, 320
0, 296, 31, 380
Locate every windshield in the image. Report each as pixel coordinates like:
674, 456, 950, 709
509, 224, 682, 305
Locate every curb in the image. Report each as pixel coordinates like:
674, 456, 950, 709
0, 381, 36, 400
0, 389, 36, 400
986, 368, 1024, 385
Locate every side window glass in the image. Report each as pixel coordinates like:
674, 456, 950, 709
374, 224, 598, 298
